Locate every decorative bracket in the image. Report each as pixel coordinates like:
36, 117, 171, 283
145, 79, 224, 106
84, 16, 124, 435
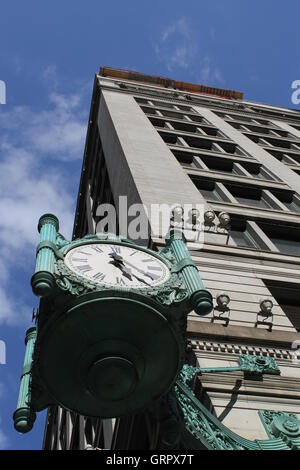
259, 410, 300, 442
180, 354, 280, 383
175, 363, 299, 450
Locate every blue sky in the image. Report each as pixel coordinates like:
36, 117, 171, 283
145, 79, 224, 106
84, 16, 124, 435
0, 0, 299, 450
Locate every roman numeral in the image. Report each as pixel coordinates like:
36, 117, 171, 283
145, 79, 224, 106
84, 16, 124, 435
77, 250, 91, 256
129, 250, 138, 256
147, 272, 160, 280
111, 245, 121, 254
72, 257, 88, 262
142, 257, 154, 263
92, 272, 105, 281
116, 276, 126, 286
92, 246, 103, 253
147, 265, 162, 271
77, 264, 92, 273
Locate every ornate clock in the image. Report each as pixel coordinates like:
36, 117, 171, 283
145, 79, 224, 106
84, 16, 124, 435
14, 213, 213, 433
64, 242, 171, 288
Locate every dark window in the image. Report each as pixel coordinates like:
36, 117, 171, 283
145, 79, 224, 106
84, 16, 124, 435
263, 137, 291, 149
225, 185, 271, 209
200, 156, 234, 173
158, 131, 178, 145
182, 135, 213, 150
239, 162, 276, 181
150, 100, 175, 109
192, 179, 222, 202
171, 120, 197, 133
259, 223, 300, 256
148, 117, 167, 128
271, 190, 300, 213
160, 109, 184, 119
263, 280, 300, 331
218, 141, 237, 154
188, 114, 206, 124
172, 150, 196, 167
230, 219, 258, 249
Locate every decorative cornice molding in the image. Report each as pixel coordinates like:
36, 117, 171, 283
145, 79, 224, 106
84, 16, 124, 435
190, 339, 298, 361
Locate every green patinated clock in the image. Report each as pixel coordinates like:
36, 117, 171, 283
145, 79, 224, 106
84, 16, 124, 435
13, 213, 213, 433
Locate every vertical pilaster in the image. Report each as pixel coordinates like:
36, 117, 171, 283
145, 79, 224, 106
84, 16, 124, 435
167, 228, 213, 315
13, 327, 37, 433
31, 213, 59, 296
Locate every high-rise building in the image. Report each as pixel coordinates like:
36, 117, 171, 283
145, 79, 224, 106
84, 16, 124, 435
43, 67, 300, 450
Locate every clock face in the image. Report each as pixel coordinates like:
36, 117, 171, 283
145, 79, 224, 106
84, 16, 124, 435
64, 243, 170, 289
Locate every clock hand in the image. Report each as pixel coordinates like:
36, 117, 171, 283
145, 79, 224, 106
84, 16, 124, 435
109, 259, 132, 281
109, 251, 123, 263
109, 258, 151, 286
119, 259, 157, 281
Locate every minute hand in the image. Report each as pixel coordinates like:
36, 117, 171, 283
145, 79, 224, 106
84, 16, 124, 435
121, 259, 159, 281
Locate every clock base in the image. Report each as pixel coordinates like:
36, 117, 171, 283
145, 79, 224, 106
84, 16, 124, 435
34, 293, 182, 418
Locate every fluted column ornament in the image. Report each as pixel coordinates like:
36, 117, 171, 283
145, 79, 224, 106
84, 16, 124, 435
167, 228, 213, 316
13, 327, 37, 433
31, 213, 59, 296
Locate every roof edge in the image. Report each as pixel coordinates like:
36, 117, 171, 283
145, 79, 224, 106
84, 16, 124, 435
99, 66, 243, 100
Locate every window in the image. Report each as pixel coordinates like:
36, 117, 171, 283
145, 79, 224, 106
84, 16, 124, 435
259, 223, 300, 256
239, 162, 277, 181
149, 100, 176, 109
229, 219, 259, 249
170, 120, 198, 133
225, 185, 272, 209
263, 280, 300, 331
199, 156, 235, 173
271, 190, 300, 213
172, 150, 199, 168
181, 135, 214, 151
148, 117, 167, 128
192, 179, 222, 202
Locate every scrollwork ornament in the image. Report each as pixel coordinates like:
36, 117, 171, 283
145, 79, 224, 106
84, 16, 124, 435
54, 257, 188, 309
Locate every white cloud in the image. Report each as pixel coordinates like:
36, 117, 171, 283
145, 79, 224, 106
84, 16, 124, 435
41, 64, 59, 89
0, 68, 87, 325
154, 17, 196, 72
199, 56, 224, 85
0, 92, 86, 161
0, 415, 8, 449
154, 18, 224, 85
0, 427, 8, 450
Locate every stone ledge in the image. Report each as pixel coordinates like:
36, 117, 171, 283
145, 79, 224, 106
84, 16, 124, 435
187, 320, 300, 349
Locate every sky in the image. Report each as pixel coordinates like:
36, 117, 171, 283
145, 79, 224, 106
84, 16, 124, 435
0, 0, 300, 450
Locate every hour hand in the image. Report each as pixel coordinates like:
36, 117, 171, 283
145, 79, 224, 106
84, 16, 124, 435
109, 251, 123, 263
109, 259, 132, 281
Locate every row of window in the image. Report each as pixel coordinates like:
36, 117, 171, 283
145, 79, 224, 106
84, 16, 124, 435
139, 97, 300, 194
141, 98, 300, 173
193, 178, 300, 214
215, 111, 300, 170
140, 101, 296, 185
173, 149, 277, 182
133, 87, 300, 126
135, 95, 300, 260
203, 214, 300, 258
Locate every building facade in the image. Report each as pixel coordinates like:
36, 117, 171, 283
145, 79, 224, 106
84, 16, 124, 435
43, 68, 300, 450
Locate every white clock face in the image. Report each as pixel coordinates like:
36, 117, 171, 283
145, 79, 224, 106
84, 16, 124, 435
64, 243, 170, 289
